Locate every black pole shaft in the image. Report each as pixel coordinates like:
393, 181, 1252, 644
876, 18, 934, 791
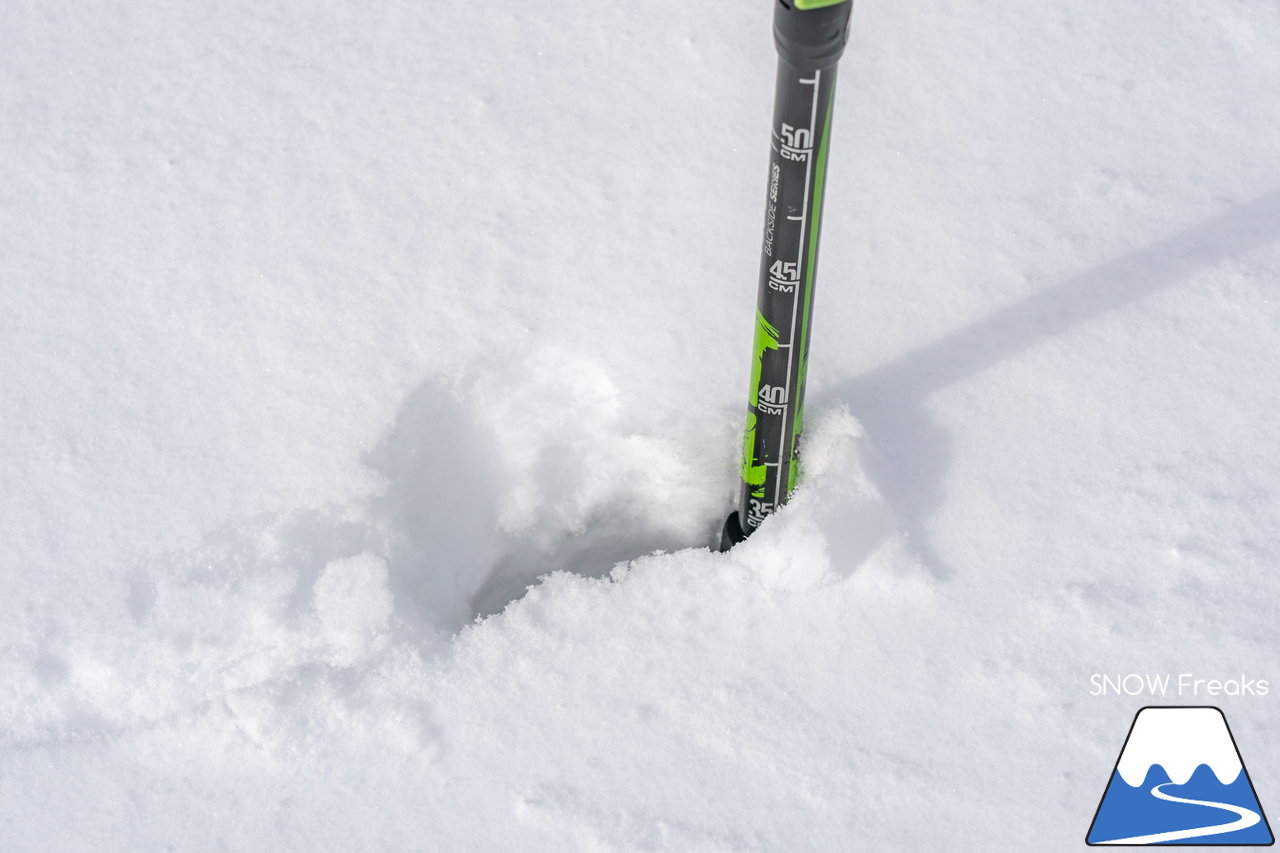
722, 1, 852, 550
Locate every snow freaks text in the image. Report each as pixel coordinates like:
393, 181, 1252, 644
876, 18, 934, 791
1090, 674, 1269, 698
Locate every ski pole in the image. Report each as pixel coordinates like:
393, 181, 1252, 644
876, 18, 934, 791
721, 0, 853, 551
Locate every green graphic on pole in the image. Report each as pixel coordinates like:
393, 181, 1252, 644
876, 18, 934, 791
721, 1, 853, 551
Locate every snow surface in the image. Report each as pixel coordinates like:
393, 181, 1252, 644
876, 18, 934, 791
4, 0, 1280, 849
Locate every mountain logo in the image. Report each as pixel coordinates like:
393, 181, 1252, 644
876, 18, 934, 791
1087, 706, 1273, 846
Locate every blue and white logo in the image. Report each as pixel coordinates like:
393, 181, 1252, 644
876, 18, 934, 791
1087, 706, 1273, 846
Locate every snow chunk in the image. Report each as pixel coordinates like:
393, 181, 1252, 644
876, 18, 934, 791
730, 407, 895, 591
313, 553, 394, 665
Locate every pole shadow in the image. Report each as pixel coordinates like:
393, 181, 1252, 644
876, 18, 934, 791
817, 189, 1280, 579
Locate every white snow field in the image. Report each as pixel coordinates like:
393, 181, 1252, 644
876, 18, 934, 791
4, 0, 1280, 849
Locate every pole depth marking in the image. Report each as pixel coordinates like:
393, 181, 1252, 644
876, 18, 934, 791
773, 69, 820, 513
